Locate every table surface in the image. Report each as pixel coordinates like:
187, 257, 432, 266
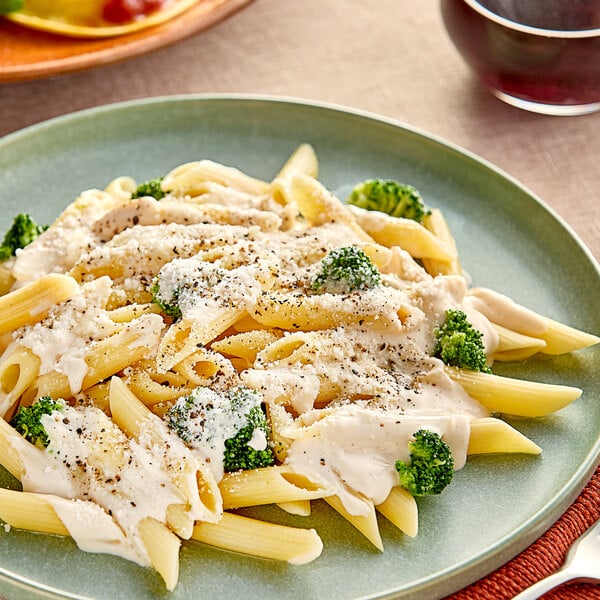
0, 1, 599, 599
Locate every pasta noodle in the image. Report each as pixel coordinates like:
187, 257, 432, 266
0, 488, 71, 536
191, 511, 323, 565
445, 367, 582, 417
376, 486, 418, 538
324, 495, 383, 551
468, 417, 542, 455
0, 144, 596, 592
0, 274, 79, 335
137, 517, 181, 592
421, 208, 463, 276
347, 204, 457, 261
0, 347, 41, 419
219, 466, 333, 509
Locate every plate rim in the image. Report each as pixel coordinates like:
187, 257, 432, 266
0, 93, 598, 599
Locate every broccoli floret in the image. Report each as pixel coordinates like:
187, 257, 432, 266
131, 177, 165, 201
311, 246, 381, 294
347, 179, 431, 223
0, 0, 24, 15
150, 278, 182, 319
166, 386, 274, 472
434, 309, 491, 373
395, 429, 454, 496
9, 396, 64, 449
0, 213, 48, 261
223, 388, 275, 472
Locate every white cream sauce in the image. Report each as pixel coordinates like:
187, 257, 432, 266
41, 495, 148, 566
241, 255, 493, 514
284, 404, 470, 516
8, 277, 117, 394
9, 432, 76, 499
6, 278, 163, 395
241, 367, 321, 414
465, 287, 547, 336
14, 403, 218, 564
11, 190, 122, 286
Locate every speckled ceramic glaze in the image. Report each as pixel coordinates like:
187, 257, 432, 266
0, 96, 598, 600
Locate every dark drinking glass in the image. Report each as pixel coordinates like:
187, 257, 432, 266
441, 0, 600, 115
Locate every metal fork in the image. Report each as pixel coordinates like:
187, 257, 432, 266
512, 519, 600, 599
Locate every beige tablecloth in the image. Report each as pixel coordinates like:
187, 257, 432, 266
0, 1, 599, 598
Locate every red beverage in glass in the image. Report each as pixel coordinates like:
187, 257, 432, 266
440, 0, 600, 115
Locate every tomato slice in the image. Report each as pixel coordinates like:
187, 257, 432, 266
102, 0, 168, 24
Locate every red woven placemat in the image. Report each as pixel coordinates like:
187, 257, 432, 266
447, 465, 600, 600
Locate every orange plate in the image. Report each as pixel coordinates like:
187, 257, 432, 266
0, 0, 254, 83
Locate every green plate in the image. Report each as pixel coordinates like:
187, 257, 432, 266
0, 96, 598, 600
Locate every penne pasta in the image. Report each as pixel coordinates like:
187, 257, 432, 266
468, 417, 542, 455
360, 242, 430, 283
83, 317, 163, 390
290, 174, 372, 242
77, 381, 111, 412
219, 466, 333, 509
109, 376, 223, 527
446, 367, 582, 417
492, 323, 547, 354
24, 315, 164, 402
0, 488, 70, 536
107, 302, 163, 323
421, 208, 463, 276
192, 511, 323, 565
156, 308, 244, 373
138, 517, 181, 592
171, 348, 239, 388
249, 290, 407, 332
0, 274, 79, 336
162, 160, 270, 197
230, 312, 274, 333
376, 487, 418, 538
271, 144, 320, 208
104, 175, 137, 202
210, 329, 284, 362
348, 204, 456, 261
109, 375, 151, 438
0, 487, 184, 592
276, 499, 312, 517
539, 317, 600, 355
491, 323, 547, 361
491, 348, 547, 362
324, 495, 383, 552
123, 369, 190, 406
275, 143, 319, 181
0, 415, 27, 480
255, 331, 315, 364
0, 346, 41, 419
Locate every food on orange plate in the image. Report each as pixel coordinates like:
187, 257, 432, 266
0, 0, 200, 37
